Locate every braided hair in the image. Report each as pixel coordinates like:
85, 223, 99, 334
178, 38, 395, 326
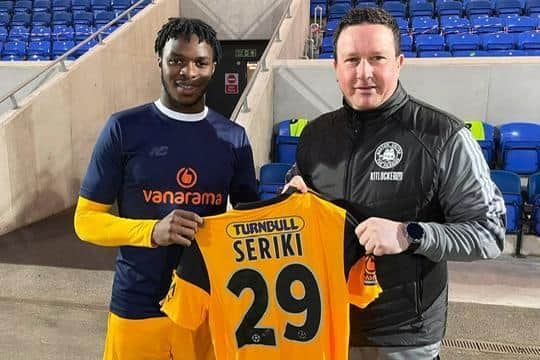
154, 17, 222, 64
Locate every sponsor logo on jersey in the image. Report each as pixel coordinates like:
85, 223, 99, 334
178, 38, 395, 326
363, 255, 378, 286
371, 141, 404, 181
142, 167, 223, 205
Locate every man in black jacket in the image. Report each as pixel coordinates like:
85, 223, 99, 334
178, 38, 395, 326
285, 7, 506, 359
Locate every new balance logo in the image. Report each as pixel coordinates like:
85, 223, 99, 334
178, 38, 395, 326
149, 146, 168, 157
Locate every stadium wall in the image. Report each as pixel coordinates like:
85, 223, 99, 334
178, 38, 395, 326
0, 0, 179, 235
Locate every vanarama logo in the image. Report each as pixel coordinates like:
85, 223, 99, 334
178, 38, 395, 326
142, 167, 223, 206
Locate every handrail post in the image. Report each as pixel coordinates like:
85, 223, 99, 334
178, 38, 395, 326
275, 27, 281, 42
286, 3, 291, 18
59, 60, 67, 72
9, 95, 18, 109
241, 98, 250, 113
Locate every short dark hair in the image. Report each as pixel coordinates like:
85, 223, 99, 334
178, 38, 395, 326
154, 17, 222, 64
333, 7, 401, 59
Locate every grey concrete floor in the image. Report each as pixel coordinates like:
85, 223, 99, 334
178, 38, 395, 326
1, 208, 539, 359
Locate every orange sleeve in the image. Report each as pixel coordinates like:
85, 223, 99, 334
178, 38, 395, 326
348, 255, 383, 309
161, 272, 210, 330
73, 196, 158, 247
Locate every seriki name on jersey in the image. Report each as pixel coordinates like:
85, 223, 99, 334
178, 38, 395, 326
227, 216, 305, 262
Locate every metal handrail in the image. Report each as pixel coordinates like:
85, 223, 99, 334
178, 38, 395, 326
0, 0, 153, 110
230, 0, 294, 119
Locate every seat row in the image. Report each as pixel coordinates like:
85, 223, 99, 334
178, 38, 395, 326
0, 38, 95, 59
0, 0, 145, 14
1, 23, 116, 42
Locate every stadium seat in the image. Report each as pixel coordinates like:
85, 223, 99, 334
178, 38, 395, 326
415, 34, 445, 51
471, 16, 505, 33
8, 25, 29, 41
258, 163, 292, 200
0, 26, 7, 42
0, 12, 8, 26
111, 0, 130, 11
499, 122, 540, 174
91, 0, 111, 16
383, 1, 407, 18
72, 0, 91, 12
52, 24, 74, 40
411, 17, 439, 34
74, 23, 92, 40
73, 11, 93, 25
52, 11, 73, 26
325, 19, 339, 35
0, 1, 14, 14
436, 1, 463, 17
440, 16, 471, 34
14, 0, 32, 14
94, 10, 114, 26
33, 0, 52, 12
495, 0, 523, 15
517, 30, 540, 48
464, 120, 496, 166
356, 2, 378, 9
487, 49, 527, 55
402, 50, 417, 57
310, 1, 327, 18
11, 12, 31, 27
274, 118, 308, 164
27, 39, 51, 60
409, 2, 434, 17
525, 0, 540, 16
32, 12, 52, 27
328, 3, 352, 20
52, 0, 71, 12
418, 50, 452, 57
321, 35, 333, 53
401, 34, 413, 51
481, 32, 515, 49
526, 48, 540, 54
447, 33, 480, 50
490, 170, 522, 233
527, 172, 540, 234
52, 39, 75, 58
396, 17, 409, 33
74, 37, 97, 57
30, 25, 52, 41
466, 0, 492, 16
2, 40, 26, 60
504, 15, 537, 31
318, 51, 334, 59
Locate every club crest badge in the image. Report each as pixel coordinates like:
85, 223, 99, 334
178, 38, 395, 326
374, 141, 403, 169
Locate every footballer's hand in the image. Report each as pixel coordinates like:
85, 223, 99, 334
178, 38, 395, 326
152, 209, 203, 247
355, 217, 409, 256
282, 175, 308, 194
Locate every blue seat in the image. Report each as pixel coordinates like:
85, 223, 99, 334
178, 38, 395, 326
14, 0, 32, 14
440, 16, 471, 34
495, 0, 523, 15
527, 172, 540, 234
487, 48, 527, 55
356, 2, 377, 9
111, 0, 130, 10
321, 35, 333, 53
318, 51, 334, 59
325, 19, 339, 35
52, 0, 71, 12
383, 1, 407, 18
51, 24, 74, 40
452, 49, 490, 56
401, 34, 413, 51
504, 15, 537, 31
0, 12, 8, 26
11, 12, 31, 27
396, 17, 409, 34
525, 0, 540, 15
517, 30, 540, 48
409, 2, 434, 17
464, 120, 496, 165
471, 16, 504, 33
27, 39, 51, 60
73, 11, 93, 25
499, 122, 540, 174
94, 10, 113, 26
258, 163, 292, 200
411, 16, 439, 34
0, 26, 7, 42
74, 37, 97, 57
52, 11, 73, 26
310, 1, 327, 18
32, 12, 52, 26
466, 0, 492, 16
274, 118, 308, 164
2, 40, 26, 60
74, 23, 92, 40
30, 25, 52, 41
490, 170, 522, 233
0, 1, 14, 14
91, 0, 110, 16
437, 1, 463, 17
402, 50, 417, 57
526, 48, 540, 54
481, 32, 515, 49
34, 0, 52, 12
72, 0, 91, 12
52, 39, 75, 58
101, 23, 117, 36
418, 50, 452, 56
8, 25, 29, 41
447, 33, 480, 50
328, 3, 352, 20
415, 34, 445, 51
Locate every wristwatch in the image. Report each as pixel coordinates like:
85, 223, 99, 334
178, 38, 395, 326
405, 222, 424, 253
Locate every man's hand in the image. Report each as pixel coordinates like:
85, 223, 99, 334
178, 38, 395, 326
282, 175, 308, 193
355, 217, 410, 256
152, 209, 203, 247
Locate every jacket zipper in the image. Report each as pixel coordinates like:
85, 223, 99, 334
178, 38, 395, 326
344, 119, 363, 199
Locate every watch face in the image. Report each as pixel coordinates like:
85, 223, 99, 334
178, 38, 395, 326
407, 222, 424, 241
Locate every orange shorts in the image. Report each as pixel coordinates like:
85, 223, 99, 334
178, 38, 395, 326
102, 312, 214, 360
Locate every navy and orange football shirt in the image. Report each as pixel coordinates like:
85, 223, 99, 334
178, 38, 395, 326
162, 191, 382, 359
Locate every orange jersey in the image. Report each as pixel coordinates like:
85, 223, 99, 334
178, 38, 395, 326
162, 191, 381, 360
